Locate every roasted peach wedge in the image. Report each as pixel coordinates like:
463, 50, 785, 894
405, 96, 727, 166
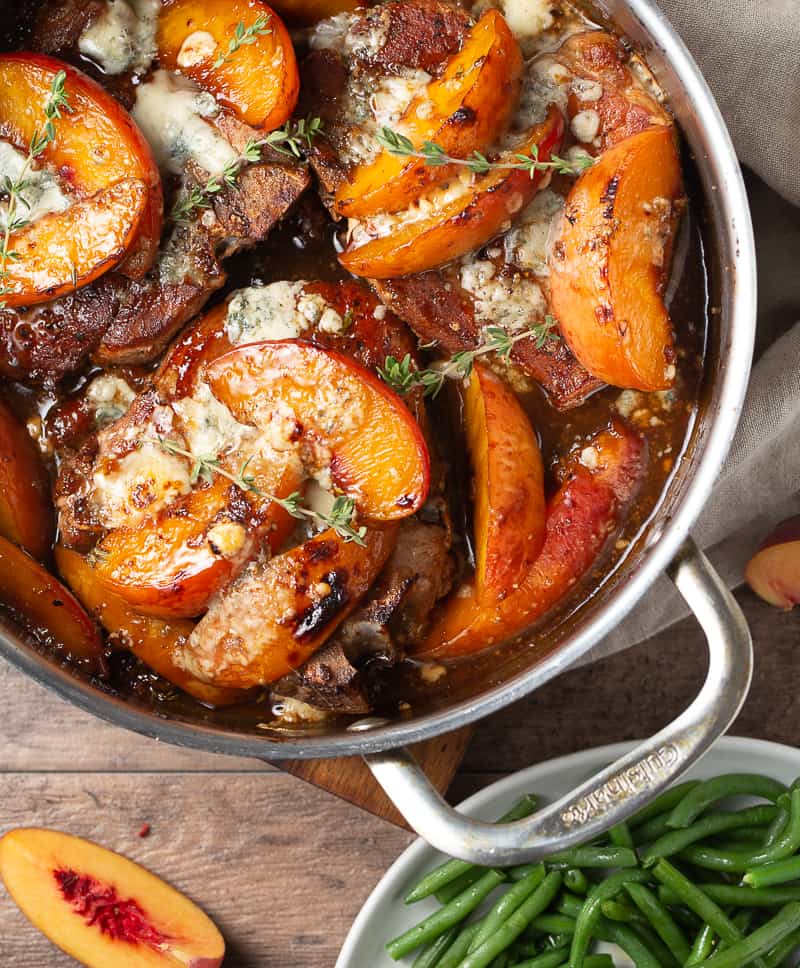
0, 398, 54, 561
158, 0, 299, 131
334, 9, 523, 218
0, 535, 104, 673
549, 126, 684, 391
464, 365, 545, 602
415, 422, 645, 660
0, 54, 163, 298
182, 525, 397, 687
339, 105, 565, 279
206, 340, 431, 519
89, 459, 303, 620
0, 828, 225, 968
745, 517, 800, 610
56, 545, 245, 706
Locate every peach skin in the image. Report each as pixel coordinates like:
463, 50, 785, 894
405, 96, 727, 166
414, 422, 645, 659
549, 126, 684, 390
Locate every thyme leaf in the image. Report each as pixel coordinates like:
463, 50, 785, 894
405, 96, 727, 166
146, 437, 367, 546
213, 13, 272, 69
379, 317, 560, 398
375, 127, 594, 178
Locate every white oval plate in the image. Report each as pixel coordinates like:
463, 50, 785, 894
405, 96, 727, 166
337, 736, 800, 967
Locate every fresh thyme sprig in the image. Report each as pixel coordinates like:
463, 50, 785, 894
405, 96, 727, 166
171, 118, 324, 222
379, 317, 560, 398
213, 13, 272, 68
0, 70, 71, 304
375, 127, 593, 179
147, 437, 367, 546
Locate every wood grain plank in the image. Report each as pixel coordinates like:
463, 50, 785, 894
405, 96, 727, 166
0, 772, 414, 968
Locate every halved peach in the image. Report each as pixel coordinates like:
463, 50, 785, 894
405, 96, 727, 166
339, 105, 565, 279
183, 525, 397, 687
0, 398, 53, 561
90, 459, 303, 620
335, 10, 523, 218
0, 535, 104, 672
157, 0, 299, 131
0, 828, 225, 968
0, 54, 163, 290
464, 364, 545, 602
56, 545, 244, 706
415, 422, 645, 659
206, 340, 431, 519
549, 126, 683, 390
745, 517, 800, 610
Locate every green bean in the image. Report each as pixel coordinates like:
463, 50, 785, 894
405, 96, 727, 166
513, 958, 614, 968
469, 866, 546, 953
632, 921, 681, 968
530, 914, 577, 936
568, 869, 651, 966
675, 789, 800, 873
405, 796, 539, 903
745, 856, 800, 889
490, 954, 510, 968
386, 869, 506, 959
600, 899, 644, 924
659, 882, 800, 907
609, 821, 635, 848
666, 774, 787, 829
454, 872, 563, 968
563, 870, 590, 896
690, 902, 800, 968
542, 846, 638, 870
435, 919, 485, 968
640, 805, 777, 866
685, 923, 716, 966
413, 927, 458, 968
625, 881, 691, 964
600, 921, 662, 968
711, 830, 769, 849
630, 781, 702, 827
633, 812, 674, 846
557, 893, 586, 919
763, 924, 800, 967
650, 860, 767, 968
435, 868, 485, 904
763, 796, 791, 848
505, 948, 569, 968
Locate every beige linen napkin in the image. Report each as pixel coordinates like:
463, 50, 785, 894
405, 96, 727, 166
589, 1, 800, 655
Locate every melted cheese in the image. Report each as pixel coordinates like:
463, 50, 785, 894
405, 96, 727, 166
171, 381, 256, 459
78, 0, 160, 76
85, 374, 136, 425
503, 188, 564, 276
93, 439, 193, 530
132, 70, 238, 176
0, 141, 71, 231
498, 0, 554, 41
225, 283, 345, 344
460, 260, 547, 331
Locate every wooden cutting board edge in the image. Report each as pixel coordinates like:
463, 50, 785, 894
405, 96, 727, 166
275, 725, 475, 829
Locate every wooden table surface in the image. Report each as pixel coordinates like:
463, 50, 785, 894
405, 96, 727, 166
0, 587, 796, 966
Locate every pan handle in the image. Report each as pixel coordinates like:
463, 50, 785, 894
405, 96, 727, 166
360, 538, 752, 866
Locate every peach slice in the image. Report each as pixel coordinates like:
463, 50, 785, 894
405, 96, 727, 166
90, 460, 303, 620
745, 517, 800, 610
414, 422, 645, 659
549, 126, 684, 390
206, 340, 431, 520
56, 545, 244, 706
335, 10, 523, 218
0, 54, 163, 290
339, 106, 565, 279
183, 525, 397, 687
0, 535, 104, 672
0, 398, 54, 561
0, 827, 224, 968
465, 364, 545, 602
157, 0, 299, 131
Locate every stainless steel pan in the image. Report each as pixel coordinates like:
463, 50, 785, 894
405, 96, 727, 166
0, 0, 757, 864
